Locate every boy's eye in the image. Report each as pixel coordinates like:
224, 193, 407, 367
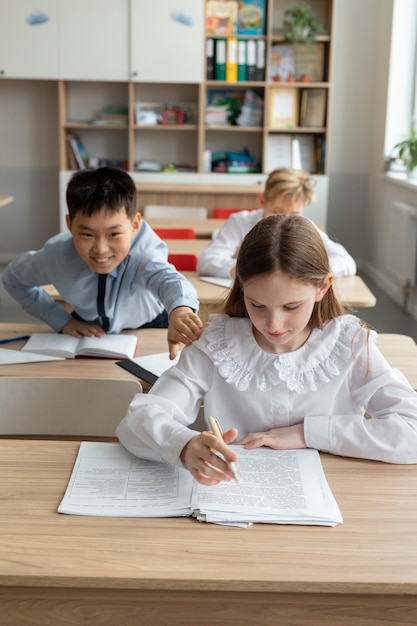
110, 232, 122, 237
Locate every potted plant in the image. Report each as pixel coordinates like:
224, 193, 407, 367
283, 2, 323, 44
393, 128, 417, 179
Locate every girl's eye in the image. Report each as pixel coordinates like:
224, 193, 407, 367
284, 305, 300, 311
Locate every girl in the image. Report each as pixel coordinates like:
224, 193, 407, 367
117, 214, 417, 485
197, 167, 357, 278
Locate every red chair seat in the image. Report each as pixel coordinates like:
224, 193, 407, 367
168, 253, 198, 271
153, 228, 196, 239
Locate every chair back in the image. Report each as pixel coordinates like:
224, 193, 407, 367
0, 377, 142, 438
168, 253, 198, 271
153, 228, 196, 239
212, 208, 247, 219
144, 205, 208, 219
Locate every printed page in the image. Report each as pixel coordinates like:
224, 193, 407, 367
78, 333, 137, 358
194, 447, 343, 526
131, 351, 181, 377
0, 347, 64, 364
58, 442, 194, 517
21, 333, 79, 357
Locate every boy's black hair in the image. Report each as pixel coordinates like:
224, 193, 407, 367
66, 167, 137, 220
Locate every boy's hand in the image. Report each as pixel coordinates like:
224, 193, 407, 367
61, 319, 106, 338
167, 306, 203, 359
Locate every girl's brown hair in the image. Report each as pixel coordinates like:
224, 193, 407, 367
222, 214, 345, 329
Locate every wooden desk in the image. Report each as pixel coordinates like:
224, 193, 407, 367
165, 239, 208, 255
0, 324, 167, 392
146, 217, 226, 238
0, 195, 14, 207
376, 333, 417, 390
1, 438, 417, 626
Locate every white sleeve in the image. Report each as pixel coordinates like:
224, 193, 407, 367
304, 342, 417, 463
116, 344, 213, 465
318, 228, 357, 276
197, 212, 260, 277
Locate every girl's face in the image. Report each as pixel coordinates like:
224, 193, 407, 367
243, 269, 332, 354
261, 194, 306, 218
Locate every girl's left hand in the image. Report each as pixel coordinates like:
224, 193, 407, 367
237, 423, 306, 450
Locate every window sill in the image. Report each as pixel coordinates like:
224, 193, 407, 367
382, 172, 417, 191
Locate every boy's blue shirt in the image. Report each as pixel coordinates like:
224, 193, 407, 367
1, 220, 199, 332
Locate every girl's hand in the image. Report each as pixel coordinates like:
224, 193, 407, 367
180, 428, 238, 485
237, 423, 306, 450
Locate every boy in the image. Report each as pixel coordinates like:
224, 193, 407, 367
2, 167, 202, 359
197, 167, 357, 278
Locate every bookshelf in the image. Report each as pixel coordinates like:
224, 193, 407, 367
58, 0, 333, 176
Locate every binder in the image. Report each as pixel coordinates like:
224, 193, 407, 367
237, 39, 247, 81
215, 38, 226, 81
226, 38, 238, 82
206, 38, 214, 80
246, 39, 256, 81
256, 39, 265, 81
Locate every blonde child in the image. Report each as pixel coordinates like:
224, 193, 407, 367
197, 167, 356, 278
117, 214, 417, 485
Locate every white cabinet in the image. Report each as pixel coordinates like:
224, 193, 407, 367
130, 0, 204, 83
58, 0, 129, 81
0, 1, 59, 78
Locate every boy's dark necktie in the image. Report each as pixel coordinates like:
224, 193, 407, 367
97, 273, 110, 332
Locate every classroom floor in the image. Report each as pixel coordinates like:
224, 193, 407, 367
1, 265, 417, 342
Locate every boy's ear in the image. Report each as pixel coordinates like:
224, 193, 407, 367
132, 212, 141, 233
65, 214, 72, 232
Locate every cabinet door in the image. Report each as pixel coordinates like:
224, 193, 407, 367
0, 1, 58, 78
130, 0, 204, 83
58, 0, 129, 80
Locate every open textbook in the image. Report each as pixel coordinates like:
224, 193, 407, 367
58, 442, 343, 527
21, 333, 138, 360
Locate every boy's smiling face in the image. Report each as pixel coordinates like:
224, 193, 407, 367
66, 207, 141, 274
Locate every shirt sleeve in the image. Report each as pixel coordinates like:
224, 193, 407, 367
1, 250, 72, 331
197, 214, 250, 277
117, 343, 213, 464
304, 341, 417, 463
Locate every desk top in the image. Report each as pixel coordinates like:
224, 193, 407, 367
0, 324, 416, 390
1, 438, 417, 595
0, 195, 14, 208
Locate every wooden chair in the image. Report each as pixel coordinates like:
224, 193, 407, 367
153, 228, 196, 239
0, 377, 142, 438
168, 253, 198, 271
143, 205, 208, 219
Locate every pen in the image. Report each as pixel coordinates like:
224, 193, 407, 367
208, 415, 241, 485
0, 335, 30, 346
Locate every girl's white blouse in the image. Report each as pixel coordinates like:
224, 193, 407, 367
117, 314, 417, 465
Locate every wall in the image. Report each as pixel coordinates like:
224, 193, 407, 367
2, 0, 417, 325
0, 79, 59, 263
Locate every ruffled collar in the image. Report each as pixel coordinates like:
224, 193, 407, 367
204, 313, 368, 394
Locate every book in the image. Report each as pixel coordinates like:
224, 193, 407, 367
206, 38, 215, 80
200, 276, 233, 288
256, 39, 265, 81
215, 38, 226, 81
237, 0, 266, 35
206, 0, 238, 36
293, 42, 325, 82
269, 87, 299, 129
265, 134, 316, 172
246, 39, 256, 81
58, 442, 343, 528
269, 44, 295, 83
299, 88, 327, 128
67, 133, 89, 170
226, 38, 238, 82
237, 40, 247, 81
21, 333, 138, 360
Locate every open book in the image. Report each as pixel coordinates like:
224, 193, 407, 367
58, 442, 343, 527
21, 333, 138, 360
